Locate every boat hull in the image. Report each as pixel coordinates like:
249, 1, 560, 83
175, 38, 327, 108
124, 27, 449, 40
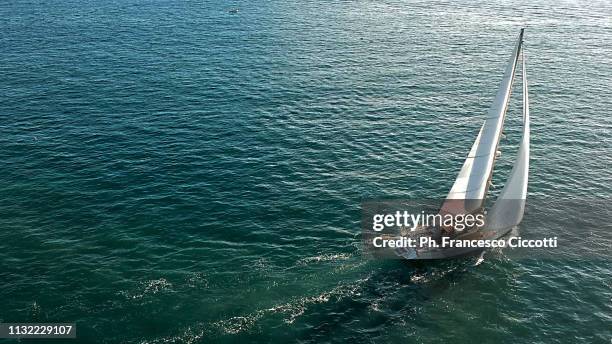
394, 226, 515, 260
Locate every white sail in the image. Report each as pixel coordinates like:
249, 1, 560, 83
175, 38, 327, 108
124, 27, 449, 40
442, 29, 524, 216
486, 46, 530, 231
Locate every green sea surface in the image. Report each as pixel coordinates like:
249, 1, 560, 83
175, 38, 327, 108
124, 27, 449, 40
1, 0, 610, 343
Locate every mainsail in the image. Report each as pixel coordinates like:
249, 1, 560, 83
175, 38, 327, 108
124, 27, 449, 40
485, 46, 530, 231
441, 29, 525, 216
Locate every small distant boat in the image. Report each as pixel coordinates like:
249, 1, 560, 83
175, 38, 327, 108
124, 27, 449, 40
396, 29, 530, 259
228, 8, 239, 14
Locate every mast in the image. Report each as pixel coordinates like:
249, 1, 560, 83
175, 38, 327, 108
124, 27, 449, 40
442, 29, 524, 216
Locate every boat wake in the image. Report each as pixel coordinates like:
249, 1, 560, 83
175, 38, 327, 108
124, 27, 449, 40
296, 253, 352, 265
474, 251, 486, 266
138, 276, 371, 343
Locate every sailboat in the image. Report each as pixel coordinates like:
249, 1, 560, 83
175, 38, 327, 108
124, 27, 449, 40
396, 29, 530, 259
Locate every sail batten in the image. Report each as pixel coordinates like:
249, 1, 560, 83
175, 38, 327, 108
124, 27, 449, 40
442, 29, 524, 215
